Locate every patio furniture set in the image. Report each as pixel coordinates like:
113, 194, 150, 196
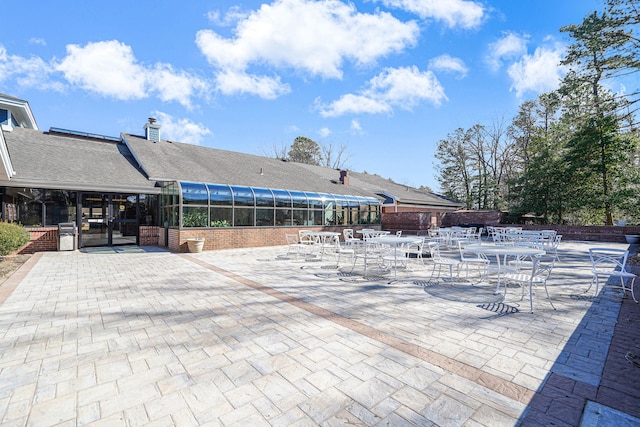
285, 228, 638, 313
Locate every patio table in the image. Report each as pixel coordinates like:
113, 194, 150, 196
306, 231, 341, 259
370, 235, 423, 280
357, 230, 390, 240
464, 243, 545, 293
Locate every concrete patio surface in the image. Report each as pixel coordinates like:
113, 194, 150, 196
0, 240, 638, 426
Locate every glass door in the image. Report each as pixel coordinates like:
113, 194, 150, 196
111, 194, 138, 246
80, 193, 138, 247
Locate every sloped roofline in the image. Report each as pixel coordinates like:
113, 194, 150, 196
0, 93, 38, 130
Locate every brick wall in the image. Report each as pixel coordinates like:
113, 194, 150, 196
382, 212, 433, 233
518, 225, 640, 243
441, 210, 506, 227
383, 210, 640, 243
19, 227, 59, 254
139, 226, 159, 246
171, 226, 382, 252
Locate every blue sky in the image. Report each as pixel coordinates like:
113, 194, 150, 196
1, 0, 600, 191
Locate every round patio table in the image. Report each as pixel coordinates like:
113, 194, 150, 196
464, 244, 545, 293
370, 236, 423, 280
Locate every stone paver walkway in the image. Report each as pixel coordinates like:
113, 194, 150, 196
0, 241, 638, 426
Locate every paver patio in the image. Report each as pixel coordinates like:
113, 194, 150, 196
0, 240, 638, 426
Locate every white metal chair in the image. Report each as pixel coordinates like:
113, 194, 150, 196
381, 243, 409, 273
587, 248, 637, 303
427, 241, 460, 281
295, 230, 316, 258
331, 235, 355, 267
503, 258, 556, 313
404, 239, 426, 265
547, 235, 562, 261
343, 228, 360, 246
458, 240, 490, 280
285, 234, 305, 258
350, 240, 383, 274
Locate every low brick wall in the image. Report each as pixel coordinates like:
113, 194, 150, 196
385, 210, 640, 243
139, 226, 159, 246
518, 225, 640, 243
441, 210, 506, 228
172, 226, 382, 252
19, 227, 59, 254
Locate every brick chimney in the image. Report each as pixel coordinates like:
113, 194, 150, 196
144, 117, 161, 142
340, 170, 349, 185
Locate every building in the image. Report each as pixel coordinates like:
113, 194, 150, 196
0, 93, 462, 252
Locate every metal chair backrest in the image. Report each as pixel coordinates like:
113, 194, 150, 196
589, 247, 629, 274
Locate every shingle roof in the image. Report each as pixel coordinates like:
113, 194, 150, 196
122, 133, 372, 196
4, 127, 157, 193
122, 133, 462, 208
0, 126, 461, 208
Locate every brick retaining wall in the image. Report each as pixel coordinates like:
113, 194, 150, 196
382, 211, 640, 243
173, 226, 381, 252
19, 227, 58, 254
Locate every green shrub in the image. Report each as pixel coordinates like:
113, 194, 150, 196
0, 222, 30, 255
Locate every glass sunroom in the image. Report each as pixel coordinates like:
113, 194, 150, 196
161, 181, 381, 228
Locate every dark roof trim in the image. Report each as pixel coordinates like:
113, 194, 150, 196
5, 180, 160, 194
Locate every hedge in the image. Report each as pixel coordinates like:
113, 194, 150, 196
0, 222, 30, 256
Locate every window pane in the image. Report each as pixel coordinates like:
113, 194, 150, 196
182, 206, 208, 227
139, 194, 159, 226
162, 182, 179, 206
180, 182, 208, 205
310, 210, 323, 225
289, 191, 307, 208
207, 184, 232, 205
305, 192, 323, 209
234, 207, 254, 226
256, 208, 274, 226
9, 188, 43, 226
210, 207, 232, 226
275, 209, 292, 226
273, 189, 291, 208
292, 209, 307, 225
163, 206, 179, 227
232, 186, 254, 206
320, 193, 335, 209
253, 187, 274, 207
44, 190, 77, 226
335, 195, 348, 225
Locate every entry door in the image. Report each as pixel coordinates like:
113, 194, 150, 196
80, 193, 138, 247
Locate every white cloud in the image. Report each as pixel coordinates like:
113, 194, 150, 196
152, 111, 212, 145
428, 54, 468, 78
55, 40, 208, 108
56, 41, 147, 100
206, 7, 247, 26
318, 65, 447, 117
197, 0, 419, 98
319, 127, 332, 137
317, 93, 393, 117
350, 119, 363, 134
507, 44, 566, 97
29, 38, 46, 46
375, 0, 485, 29
486, 32, 529, 72
0, 44, 62, 91
214, 69, 290, 99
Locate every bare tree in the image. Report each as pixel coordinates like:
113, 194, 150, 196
320, 142, 351, 169
261, 142, 289, 159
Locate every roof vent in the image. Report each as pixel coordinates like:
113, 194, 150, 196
144, 117, 160, 142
